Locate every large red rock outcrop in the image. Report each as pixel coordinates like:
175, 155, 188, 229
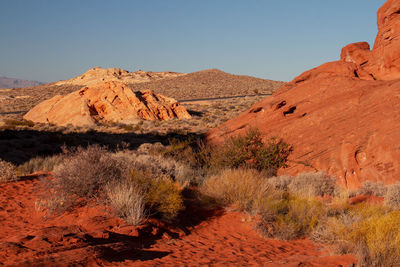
23, 81, 191, 126
208, 0, 400, 188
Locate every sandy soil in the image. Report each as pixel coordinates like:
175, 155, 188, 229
0, 174, 356, 266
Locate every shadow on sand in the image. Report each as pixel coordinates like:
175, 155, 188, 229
0, 128, 205, 165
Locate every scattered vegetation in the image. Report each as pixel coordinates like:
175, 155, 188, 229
163, 128, 292, 177
38, 144, 184, 223
14, 120, 400, 265
1, 119, 34, 129
199, 163, 400, 265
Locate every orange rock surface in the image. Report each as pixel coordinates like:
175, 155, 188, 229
208, 0, 400, 188
23, 81, 191, 126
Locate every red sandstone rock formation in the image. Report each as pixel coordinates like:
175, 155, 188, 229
23, 81, 191, 126
208, 0, 400, 188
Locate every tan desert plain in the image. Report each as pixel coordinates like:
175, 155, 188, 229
1, 0, 400, 266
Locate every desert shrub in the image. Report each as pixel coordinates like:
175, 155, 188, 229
267, 174, 293, 191
308, 203, 398, 266
17, 154, 64, 175
130, 170, 183, 220
287, 172, 338, 197
115, 149, 196, 188
266, 172, 338, 198
105, 180, 146, 226
0, 159, 17, 182
359, 180, 387, 197
257, 193, 327, 240
38, 145, 185, 222
384, 183, 400, 209
39, 145, 131, 213
213, 128, 292, 175
162, 136, 213, 169
163, 129, 292, 177
200, 168, 271, 212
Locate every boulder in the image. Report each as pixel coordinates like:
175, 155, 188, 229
23, 81, 191, 126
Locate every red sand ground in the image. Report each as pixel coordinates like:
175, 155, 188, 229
0, 174, 356, 266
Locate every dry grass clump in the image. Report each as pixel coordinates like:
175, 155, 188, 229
105, 181, 146, 225
287, 172, 338, 197
200, 168, 271, 211
17, 154, 64, 175
267, 172, 338, 197
359, 180, 387, 197
384, 183, 400, 209
0, 159, 17, 182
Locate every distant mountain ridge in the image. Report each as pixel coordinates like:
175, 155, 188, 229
0, 76, 42, 89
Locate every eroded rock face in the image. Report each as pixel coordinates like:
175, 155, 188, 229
23, 81, 191, 126
341, 0, 400, 80
208, 0, 400, 188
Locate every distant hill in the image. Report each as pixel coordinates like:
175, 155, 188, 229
128, 69, 285, 100
0, 68, 284, 120
0, 76, 42, 89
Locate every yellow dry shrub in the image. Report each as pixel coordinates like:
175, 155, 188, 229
200, 168, 271, 212
348, 211, 400, 266
259, 193, 327, 240
130, 170, 183, 220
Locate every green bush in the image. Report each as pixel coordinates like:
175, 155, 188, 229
163, 129, 292, 177
214, 128, 292, 175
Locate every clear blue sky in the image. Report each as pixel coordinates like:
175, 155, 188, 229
0, 0, 387, 82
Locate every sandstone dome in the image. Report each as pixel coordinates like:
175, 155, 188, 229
24, 81, 191, 127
